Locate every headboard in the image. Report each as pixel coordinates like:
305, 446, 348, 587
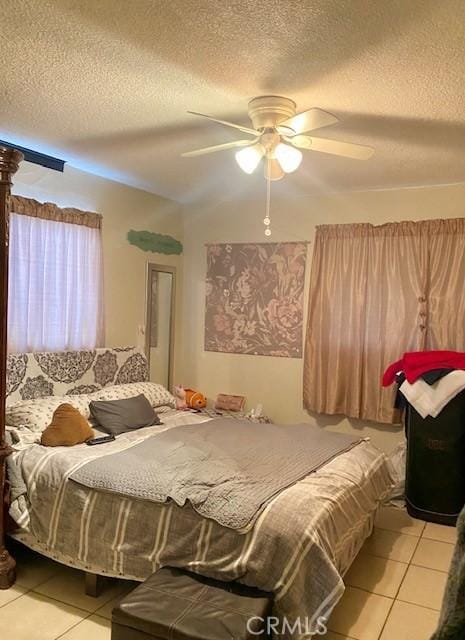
6, 346, 148, 406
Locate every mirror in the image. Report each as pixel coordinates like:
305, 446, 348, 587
145, 263, 176, 390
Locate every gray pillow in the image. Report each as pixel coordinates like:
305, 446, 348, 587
89, 394, 161, 436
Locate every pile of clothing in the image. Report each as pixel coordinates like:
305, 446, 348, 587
383, 351, 465, 418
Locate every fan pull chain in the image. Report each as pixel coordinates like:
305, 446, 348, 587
264, 159, 271, 236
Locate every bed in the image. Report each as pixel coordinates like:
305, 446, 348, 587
5, 347, 394, 636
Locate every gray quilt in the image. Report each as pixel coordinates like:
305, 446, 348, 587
9, 410, 394, 638
70, 419, 361, 530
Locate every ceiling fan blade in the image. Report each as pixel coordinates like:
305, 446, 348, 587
278, 108, 339, 135
288, 135, 374, 160
181, 139, 256, 157
187, 111, 259, 136
264, 158, 284, 181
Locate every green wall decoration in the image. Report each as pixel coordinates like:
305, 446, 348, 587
127, 229, 183, 255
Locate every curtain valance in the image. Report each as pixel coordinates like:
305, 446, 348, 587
10, 195, 102, 229
316, 218, 465, 238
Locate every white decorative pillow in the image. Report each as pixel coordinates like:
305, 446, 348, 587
94, 382, 176, 410
5, 383, 176, 433
6, 394, 91, 432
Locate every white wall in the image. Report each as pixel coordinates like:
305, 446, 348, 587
11, 161, 184, 381
12, 158, 465, 453
181, 183, 465, 453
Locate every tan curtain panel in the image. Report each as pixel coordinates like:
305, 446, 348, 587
303, 218, 465, 424
426, 218, 465, 350
10, 195, 102, 229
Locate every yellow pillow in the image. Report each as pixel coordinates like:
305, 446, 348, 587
41, 403, 94, 447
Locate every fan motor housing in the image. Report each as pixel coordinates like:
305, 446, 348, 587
248, 96, 296, 131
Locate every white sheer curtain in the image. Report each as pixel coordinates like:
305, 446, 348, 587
8, 212, 104, 353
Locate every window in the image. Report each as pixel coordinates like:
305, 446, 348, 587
8, 197, 104, 353
303, 219, 465, 424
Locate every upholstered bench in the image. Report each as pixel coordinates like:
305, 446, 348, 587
111, 567, 273, 640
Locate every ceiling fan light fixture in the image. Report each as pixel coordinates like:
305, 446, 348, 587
274, 143, 302, 173
235, 144, 264, 174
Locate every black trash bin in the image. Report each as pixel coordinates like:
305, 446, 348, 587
405, 389, 465, 526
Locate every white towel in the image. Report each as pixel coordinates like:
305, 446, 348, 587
399, 370, 465, 418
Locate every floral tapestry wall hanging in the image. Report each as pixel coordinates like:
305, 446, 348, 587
205, 242, 307, 358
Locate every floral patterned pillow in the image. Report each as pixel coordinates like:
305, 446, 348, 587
6, 394, 91, 432
6, 383, 176, 433
94, 382, 176, 411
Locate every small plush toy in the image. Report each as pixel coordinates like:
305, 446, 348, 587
174, 385, 188, 410
184, 388, 207, 410
174, 385, 207, 410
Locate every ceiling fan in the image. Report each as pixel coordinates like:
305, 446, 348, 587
181, 96, 374, 180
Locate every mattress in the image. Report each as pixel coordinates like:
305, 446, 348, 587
9, 410, 393, 637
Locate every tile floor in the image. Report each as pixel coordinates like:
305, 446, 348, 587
324, 507, 456, 640
0, 507, 456, 640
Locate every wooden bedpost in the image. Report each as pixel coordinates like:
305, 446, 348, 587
0, 146, 23, 589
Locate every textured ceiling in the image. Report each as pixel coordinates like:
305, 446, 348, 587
1, 0, 465, 203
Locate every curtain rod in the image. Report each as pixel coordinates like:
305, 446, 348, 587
205, 240, 311, 245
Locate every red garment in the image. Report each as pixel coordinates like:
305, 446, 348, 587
382, 351, 465, 386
